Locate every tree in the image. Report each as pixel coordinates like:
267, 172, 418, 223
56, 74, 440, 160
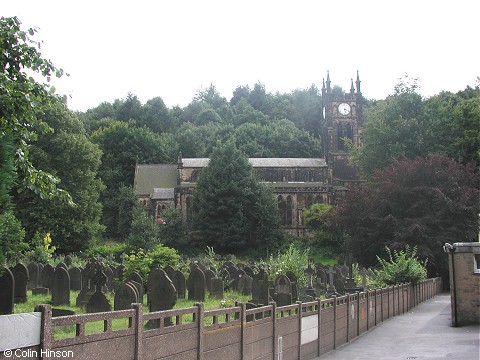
336, 154, 479, 281
0, 16, 71, 203
127, 202, 160, 250
191, 140, 283, 255
303, 203, 345, 252
13, 105, 105, 253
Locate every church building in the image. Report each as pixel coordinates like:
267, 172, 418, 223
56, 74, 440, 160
133, 72, 363, 236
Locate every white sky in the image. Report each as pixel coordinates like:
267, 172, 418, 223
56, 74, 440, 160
4, 0, 479, 111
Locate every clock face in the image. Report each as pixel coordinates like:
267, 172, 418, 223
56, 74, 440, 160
338, 103, 351, 115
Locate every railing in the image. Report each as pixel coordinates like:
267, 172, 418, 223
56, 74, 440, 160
1, 277, 442, 360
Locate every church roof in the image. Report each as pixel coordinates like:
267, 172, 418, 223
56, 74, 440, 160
151, 188, 175, 200
182, 158, 327, 168
133, 164, 177, 196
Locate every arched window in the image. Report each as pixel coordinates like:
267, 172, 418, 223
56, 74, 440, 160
306, 195, 313, 209
277, 196, 286, 225
314, 195, 324, 204
337, 122, 353, 151
286, 195, 293, 226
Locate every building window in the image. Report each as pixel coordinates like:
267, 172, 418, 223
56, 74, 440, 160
286, 195, 293, 226
186, 196, 193, 223
474, 254, 480, 274
278, 196, 286, 225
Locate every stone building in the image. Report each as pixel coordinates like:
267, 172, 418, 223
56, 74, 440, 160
133, 72, 363, 236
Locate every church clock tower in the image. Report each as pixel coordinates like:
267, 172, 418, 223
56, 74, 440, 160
321, 71, 364, 188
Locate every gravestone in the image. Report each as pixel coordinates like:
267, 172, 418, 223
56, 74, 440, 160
114, 264, 126, 281
104, 266, 114, 292
187, 267, 205, 301
236, 270, 253, 296
274, 275, 292, 307
52, 267, 70, 305
333, 278, 346, 295
86, 262, 111, 313
64, 255, 73, 267
27, 262, 39, 290
325, 266, 338, 297
360, 267, 368, 290
41, 264, 55, 289
243, 266, 255, 279
171, 270, 186, 299
204, 269, 215, 293
285, 271, 298, 302
56, 262, 68, 271
147, 269, 177, 328
305, 261, 317, 298
114, 283, 138, 310
12, 263, 29, 303
69, 267, 82, 291
251, 271, 270, 306
209, 277, 224, 299
0, 267, 15, 315
163, 265, 175, 280
126, 272, 143, 301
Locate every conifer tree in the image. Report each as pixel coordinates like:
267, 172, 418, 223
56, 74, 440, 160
192, 140, 283, 255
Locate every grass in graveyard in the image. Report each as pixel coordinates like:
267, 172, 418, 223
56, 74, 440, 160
14, 289, 251, 340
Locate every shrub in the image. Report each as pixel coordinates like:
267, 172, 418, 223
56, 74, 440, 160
372, 246, 428, 287
263, 243, 309, 288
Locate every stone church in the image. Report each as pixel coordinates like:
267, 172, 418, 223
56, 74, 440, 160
134, 72, 363, 236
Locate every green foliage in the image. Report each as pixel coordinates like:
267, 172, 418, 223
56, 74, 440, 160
262, 243, 309, 288
158, 209, 188, 252
192, 140, 284, 255
26, 231, 55, 264
372, 246, 428, 286
0, 16, 72, 204
124, 244, 180, 283
0, 210, 27, 259
87, 242, 129, 262
13, 105, 105, 253
126, 203, 160, 250
303, 203, 346, 252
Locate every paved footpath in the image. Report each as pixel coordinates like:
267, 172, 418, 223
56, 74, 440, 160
315, 293, 479, 360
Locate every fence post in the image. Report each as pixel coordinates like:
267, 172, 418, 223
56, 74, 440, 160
317, 298, 322, 357
34, 304, 52, 360
374, 290, 378, 326
332, 296, 337, 349
380, 290, 384, 322
195, 302, 204, 360
346, 295, 350, 343
271, 302, 277, 360
240, 302, 247, 360
297, 301, 302, 360
131, 303, 143, 360
356, 292, 360, 337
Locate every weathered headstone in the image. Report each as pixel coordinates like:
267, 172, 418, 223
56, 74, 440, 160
251, 271, 270, 306
209, 277, 224, 299
333, 278, 346, 294
27, 262, 39, 290
126, 272, 143, 302
13, 263, 29, 303
163, 265, 175, 280
0, 267, 15, 315
147, 269, 177, 327
243, 266, 255, 279
41, 264, 54, 289
68, 267, 82, 291
236, 270, 253, 296
114, 264, 126, 281
114, 283, 138, 310
274, 275, 292, 307
204, 268, 215, 293
171, 270, 186, 299
104, 266, 114, 292
56, 262, 68, 271
52, 267, 70, 305
64, 255, 73, 267
360, 267, 368, 290
285, 271, 298, 302
86, 262, 111, 313
187, 267, 205, 301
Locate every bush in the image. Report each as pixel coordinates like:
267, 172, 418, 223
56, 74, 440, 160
87, 242, 129, 263
0, 210, 27, 261
124, 244, 180, 284
263, 243, 309, 288
372, 246, 428, 287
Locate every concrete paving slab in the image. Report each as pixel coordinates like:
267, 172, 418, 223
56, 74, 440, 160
316, 294, 479, 360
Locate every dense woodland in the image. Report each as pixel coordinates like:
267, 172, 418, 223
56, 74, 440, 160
1, 17, 479, 279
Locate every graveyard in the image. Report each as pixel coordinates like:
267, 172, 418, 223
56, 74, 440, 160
0, 251, 443, 360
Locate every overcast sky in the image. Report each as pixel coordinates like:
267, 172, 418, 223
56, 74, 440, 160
4, 0, 479, 111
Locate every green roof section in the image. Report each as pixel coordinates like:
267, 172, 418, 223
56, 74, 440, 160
133, 164, 177, 196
